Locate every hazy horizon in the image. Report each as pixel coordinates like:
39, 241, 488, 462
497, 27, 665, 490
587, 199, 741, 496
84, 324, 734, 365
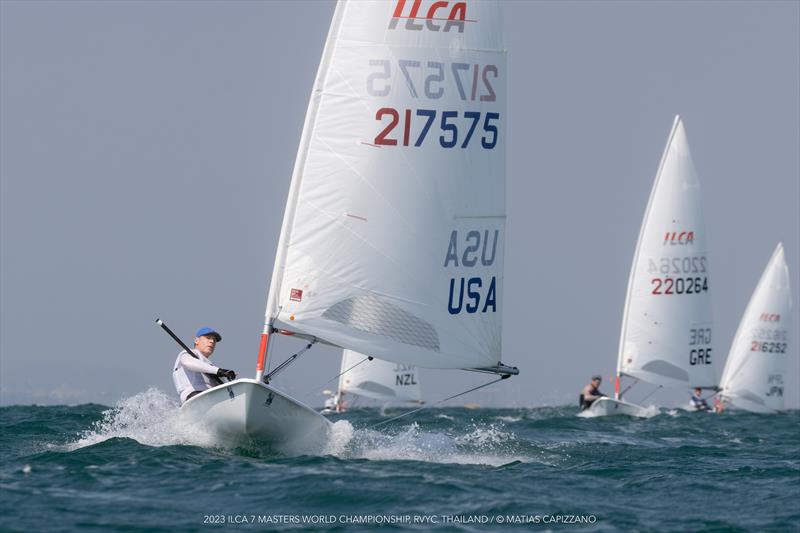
2, 1, 798, 409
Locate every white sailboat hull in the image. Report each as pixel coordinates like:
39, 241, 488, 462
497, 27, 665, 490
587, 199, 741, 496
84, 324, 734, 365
719, 395, 779, 414
583, 397, 653, 418
181, 378, 331, 452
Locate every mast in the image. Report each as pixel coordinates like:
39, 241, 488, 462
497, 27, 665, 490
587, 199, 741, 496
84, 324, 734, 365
256, 2, 347, 380
615, 115, 682, 398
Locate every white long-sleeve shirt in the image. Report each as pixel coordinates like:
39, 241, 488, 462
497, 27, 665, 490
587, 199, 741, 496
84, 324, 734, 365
172, 349, 220, 404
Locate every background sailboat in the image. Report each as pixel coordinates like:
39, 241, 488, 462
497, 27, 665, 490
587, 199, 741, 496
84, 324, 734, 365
324, 350, 423, 413
181, 0, 515, 448
588, 116, 715, 417
718, 243, 792, 413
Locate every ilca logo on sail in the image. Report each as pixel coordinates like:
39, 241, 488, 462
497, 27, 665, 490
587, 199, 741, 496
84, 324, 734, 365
663, 231, 695, 245
388, 0, 469, 32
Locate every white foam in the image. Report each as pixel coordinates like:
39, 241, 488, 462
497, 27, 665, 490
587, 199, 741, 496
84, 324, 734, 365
325, 422, 527, 466
65, 388, 220, 450
640, 405, 661, 418
323, 419, 355, 456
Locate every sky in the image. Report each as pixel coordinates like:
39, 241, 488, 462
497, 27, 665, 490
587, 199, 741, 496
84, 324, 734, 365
1, 0, 798, 409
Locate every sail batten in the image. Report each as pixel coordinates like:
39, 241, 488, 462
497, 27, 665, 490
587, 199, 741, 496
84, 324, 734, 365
265, 1, 509, 371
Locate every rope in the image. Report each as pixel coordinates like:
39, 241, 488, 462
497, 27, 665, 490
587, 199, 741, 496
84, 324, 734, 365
619, 379, 638, 399
303, 356, 373, 397
639, 385, 662, 404
369, 375, 509, 429
703, 391, 720, 400
262, 339, 317, 384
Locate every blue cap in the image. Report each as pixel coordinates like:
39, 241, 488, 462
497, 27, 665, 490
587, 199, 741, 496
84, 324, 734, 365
196, 327, 221, 342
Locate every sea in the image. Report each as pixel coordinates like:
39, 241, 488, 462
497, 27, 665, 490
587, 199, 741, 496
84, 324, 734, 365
1, 389, 798, 532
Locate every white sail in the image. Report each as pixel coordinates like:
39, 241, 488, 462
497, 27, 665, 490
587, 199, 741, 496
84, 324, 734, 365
337, 349, 423, 404
617, 116, 716, 389
719, 243, 792, 413
265, 0, 507, 371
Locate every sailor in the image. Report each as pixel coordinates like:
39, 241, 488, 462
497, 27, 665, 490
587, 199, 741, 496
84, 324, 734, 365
690, 388, 712, 412
323, 396, 336, 411
712, 396, 725, 414
579, 375, 606, 410
335, 395, 347, 413
172, 327, 236, 405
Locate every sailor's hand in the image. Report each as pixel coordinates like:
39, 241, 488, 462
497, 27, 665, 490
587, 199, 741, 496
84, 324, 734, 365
216, 368, 236, 381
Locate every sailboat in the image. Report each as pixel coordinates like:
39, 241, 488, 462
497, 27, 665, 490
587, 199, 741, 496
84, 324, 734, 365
180, 0, 516, 449
718, 243, 792, 413
587, 116, 716, 417
323, 350, 424, 413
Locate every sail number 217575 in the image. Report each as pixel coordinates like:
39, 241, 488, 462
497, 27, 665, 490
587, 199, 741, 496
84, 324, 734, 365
373, 108, 499, 149
366, 59, 501, 150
